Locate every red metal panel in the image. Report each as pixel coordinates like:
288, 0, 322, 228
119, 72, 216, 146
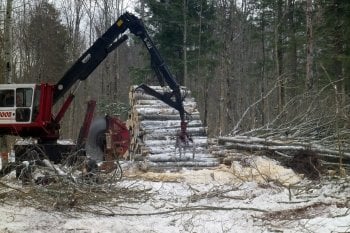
39, 84, 54, 123
77, 100, 96, 147
106, 116, 130, 159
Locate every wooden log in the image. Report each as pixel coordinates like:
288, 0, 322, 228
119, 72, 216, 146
133, 152, 216, 160
146, 146, 207, 155
142, 128, 207, 141
144, 161, 220, 167
144, 154, 218, 163
135, 108, 199, 116
133, 103, 198, 110
135, 98, 197, 105
137, 114, 201, 121
140, 121, 204, 131
142, 126, 206, 134
140, 120, 203, 128
130, 85, 191, 94
218, 136, 318, 147
224, 142, 350, 160
210, 150, 244, 157
143, 137, 208, 146
131, 91, 192, 101
135, 98, 196, 105
322, 162, 350, 169
143, 133, 206, 141
219, 136, 350, 157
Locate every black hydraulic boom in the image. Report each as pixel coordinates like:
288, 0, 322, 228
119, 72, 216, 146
54, 12, 187, 123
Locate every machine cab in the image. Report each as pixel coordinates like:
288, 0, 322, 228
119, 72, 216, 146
0, 84, 36, 124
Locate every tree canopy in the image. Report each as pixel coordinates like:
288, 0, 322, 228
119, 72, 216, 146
0, 0, 349, 137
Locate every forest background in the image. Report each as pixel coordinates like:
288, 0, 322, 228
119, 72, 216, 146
0, 0, 349, 144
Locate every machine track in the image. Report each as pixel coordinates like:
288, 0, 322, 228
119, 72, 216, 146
128, 86, 219, 171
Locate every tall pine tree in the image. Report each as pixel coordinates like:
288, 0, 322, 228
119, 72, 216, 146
137, 0, 217, 85
316, 0, 350, 97
136, 0, 218, 125
23, 1, 69, 83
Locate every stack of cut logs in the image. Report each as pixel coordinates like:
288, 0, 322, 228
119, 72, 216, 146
128, 86, 219, 170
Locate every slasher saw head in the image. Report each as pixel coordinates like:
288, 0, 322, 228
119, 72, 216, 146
85, 116, 130, 162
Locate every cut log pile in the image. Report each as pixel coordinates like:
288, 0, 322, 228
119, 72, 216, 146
128, 86, 219, 170
209, 135, 350, 178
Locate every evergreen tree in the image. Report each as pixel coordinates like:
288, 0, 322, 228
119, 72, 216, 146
137, 0, 218, 87
23, 1, 70, 83
134, 0, 218, 126
315, 0, 350, 96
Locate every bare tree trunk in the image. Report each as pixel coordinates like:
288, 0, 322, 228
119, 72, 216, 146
139, 0, 145, 19
218, 1, 228, 136
101, 0, 108, 97
287, 0, 297, 85
275, 0, 284, 113
113, 0, 124, 102
306, 0, 314, 91
331, 0, 345, 105
260, 9, 267, 126
59, 0, 84, 139
219, 63, 225, 135
183, 0, 188, 86
86, 0, 95, 96
70, 0, 83, 139
3, 0, 13, 84
197, 1, 208, 126
0, 0, 13, 153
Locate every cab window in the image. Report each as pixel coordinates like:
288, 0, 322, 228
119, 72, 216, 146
16, 88, 33, 107
32, 87, 41, 121
15, 88, 33, 122
0, 90, 15, 107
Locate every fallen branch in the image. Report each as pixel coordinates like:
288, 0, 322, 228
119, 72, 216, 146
81, 204, 267, 217
0, 181, 26, 194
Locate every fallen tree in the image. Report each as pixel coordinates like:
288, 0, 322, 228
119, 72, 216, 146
212, 135, 350, 179
212, 79, 350, 178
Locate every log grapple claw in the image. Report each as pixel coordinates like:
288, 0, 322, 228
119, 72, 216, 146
175, 121, 195, 159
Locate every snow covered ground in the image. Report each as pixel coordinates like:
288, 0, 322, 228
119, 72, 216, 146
0, 157, 349, 233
